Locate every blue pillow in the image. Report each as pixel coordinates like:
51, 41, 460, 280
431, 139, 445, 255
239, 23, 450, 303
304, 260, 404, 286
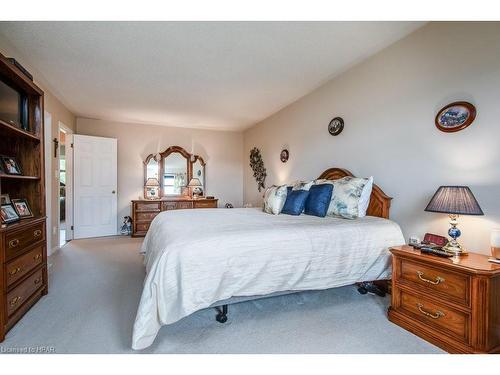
281, 188, 310, 215
304, 184, 334, 217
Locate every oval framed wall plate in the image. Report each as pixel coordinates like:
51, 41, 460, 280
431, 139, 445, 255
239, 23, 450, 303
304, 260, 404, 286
435, 101, 476, 133
328, 117, 344, 136
280, 149, 289, 163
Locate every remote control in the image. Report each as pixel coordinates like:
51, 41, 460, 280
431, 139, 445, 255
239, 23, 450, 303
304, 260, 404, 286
420, 247, 453, 258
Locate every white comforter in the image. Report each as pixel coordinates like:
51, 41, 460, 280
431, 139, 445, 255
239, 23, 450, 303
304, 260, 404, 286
132, 208, 404, 350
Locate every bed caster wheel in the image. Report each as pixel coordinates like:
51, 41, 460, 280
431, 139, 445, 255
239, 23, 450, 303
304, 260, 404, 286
357, 286, 368, 295
216, 314, 228, 323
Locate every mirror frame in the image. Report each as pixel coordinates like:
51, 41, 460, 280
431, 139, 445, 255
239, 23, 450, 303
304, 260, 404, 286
159, 146, 192, 197
190, 155, 206, 196
143, 153, 159, 186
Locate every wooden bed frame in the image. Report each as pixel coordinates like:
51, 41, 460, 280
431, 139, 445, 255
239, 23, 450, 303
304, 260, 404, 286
212, 167, 393, 323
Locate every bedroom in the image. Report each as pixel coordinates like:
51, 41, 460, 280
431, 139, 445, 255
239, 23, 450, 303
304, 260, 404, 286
1, 0, 500, 371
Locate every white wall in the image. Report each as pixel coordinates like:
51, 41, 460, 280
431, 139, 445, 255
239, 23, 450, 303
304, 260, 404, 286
76, 118, 244, 229
244, 22, 500, 254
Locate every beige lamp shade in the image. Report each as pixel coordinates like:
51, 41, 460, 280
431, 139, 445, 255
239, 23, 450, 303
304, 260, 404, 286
145, 178, 160, 187
188, 178, 202, 187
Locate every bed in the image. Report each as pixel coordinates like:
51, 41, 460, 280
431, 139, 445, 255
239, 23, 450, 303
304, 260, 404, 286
132, 168, 405, 350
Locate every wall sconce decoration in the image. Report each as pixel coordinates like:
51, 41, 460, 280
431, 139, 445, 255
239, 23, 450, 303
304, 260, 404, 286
280, 149, 289, 163
144, 178, 160, 200
53, 138, 59, 158
249, 147, 266, 192
328, 117, 344, 136
435, 101, 476, 132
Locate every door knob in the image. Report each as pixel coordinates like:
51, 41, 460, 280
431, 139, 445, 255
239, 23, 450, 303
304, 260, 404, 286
112, 190, 116, 194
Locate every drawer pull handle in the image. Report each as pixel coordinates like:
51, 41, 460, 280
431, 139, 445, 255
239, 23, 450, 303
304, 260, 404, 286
9, 267, 22, 276
417, 271, 444, 285
33, 229, 42, 238
34, 277, 43, 285
34, 253, 42, 261
9, 239, 20, 248
416, 303, 445, 319
9, 296, 22, 306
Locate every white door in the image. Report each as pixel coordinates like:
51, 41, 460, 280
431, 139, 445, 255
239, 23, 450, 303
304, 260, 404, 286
73, 135, 117, 239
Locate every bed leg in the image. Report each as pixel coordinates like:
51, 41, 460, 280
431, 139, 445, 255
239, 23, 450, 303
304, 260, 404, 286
356, 281, 387, 297
215, 304, 228, 323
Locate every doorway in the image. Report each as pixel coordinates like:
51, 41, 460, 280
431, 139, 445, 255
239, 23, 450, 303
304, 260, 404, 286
58, 123, 73, 248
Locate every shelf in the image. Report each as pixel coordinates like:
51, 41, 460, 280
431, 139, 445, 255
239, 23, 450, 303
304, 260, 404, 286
0, 173, 40, 180
0, 118, 40, 141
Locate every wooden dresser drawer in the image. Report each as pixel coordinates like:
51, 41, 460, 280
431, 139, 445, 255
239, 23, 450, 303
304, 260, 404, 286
399, 290, 470, 344
5, 222, 45, 261
135, 222, 151, 233
397, 258, 470, 306
136, 212, 159, 222
135, 202, 161, 211
176, 201, 193, 209
193, 200, 217, 209
6, 268, 44, 317
6, 245, 44, 287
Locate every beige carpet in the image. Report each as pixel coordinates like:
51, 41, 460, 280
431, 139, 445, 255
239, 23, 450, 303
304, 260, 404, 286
0, 236, 443, 354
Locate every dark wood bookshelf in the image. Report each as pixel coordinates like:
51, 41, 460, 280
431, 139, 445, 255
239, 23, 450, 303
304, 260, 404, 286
0, 174, 40, 180
0, 50, 47, 343
0, 118, 40, 142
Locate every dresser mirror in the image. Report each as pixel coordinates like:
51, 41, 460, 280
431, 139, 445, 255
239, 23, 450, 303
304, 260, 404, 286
191, 156, 206, 196
144, 154, 159, 184
144, 146, 208, 198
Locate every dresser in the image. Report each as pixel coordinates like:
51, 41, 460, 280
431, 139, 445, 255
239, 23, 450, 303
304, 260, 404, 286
388, 245, 500, 354
131, 198, 218, 237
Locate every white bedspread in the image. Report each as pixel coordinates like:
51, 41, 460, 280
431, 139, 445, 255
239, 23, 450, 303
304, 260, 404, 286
132, 208, 404, 350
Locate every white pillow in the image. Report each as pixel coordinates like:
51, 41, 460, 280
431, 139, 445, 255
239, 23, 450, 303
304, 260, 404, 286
263, 185, 288, 215
327, 176, 371, 219
357, 176, 373, 217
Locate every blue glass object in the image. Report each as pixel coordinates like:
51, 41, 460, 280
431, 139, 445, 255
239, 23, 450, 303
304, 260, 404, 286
448, 226, 461, 240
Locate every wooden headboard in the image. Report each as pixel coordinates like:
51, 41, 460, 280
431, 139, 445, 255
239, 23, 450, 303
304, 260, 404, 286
318, 168, 392, 219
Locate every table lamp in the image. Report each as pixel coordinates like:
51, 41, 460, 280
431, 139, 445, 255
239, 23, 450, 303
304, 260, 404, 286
188, 178, 203, 199
425, 186, 483, 256
144, 178, 160, 200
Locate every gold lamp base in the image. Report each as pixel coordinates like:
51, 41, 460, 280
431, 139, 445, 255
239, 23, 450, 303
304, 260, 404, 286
442, 239, 468, 256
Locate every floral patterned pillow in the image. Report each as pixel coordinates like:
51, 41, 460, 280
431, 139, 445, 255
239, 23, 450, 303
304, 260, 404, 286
263, 185, 288, 215
327, 176, 370, 219
291, 180, 314, 191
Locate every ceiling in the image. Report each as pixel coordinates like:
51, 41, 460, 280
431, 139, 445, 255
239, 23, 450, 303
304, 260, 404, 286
0, 22, 424, 131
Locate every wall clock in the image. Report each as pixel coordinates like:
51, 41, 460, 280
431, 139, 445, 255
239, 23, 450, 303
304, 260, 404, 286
328, 117, 344, 136
435, 101, 476, 133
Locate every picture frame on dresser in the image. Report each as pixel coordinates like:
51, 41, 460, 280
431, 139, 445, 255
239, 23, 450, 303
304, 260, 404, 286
1, 203, 20, 224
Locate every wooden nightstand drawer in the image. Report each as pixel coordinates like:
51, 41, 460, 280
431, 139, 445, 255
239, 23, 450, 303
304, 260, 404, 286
399, 290, 470, 344
5, 222, 45, 261
6, 245, 44, 287
398, 258, 470, 306
6, 268, 45, 317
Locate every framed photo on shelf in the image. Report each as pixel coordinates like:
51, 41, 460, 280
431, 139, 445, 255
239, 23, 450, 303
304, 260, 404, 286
0, 194, 11, 205
1, 203, 21, 224
12, 198, 34, 219
0, 156, 22, 175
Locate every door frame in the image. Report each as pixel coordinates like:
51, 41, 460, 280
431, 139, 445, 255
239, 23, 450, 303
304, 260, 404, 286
43, 111, 53, 255
57, 122, 74, 244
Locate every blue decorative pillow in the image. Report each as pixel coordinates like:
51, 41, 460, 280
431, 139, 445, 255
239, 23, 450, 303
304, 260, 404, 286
304, 184, 334, 217
281, 188, 309, 215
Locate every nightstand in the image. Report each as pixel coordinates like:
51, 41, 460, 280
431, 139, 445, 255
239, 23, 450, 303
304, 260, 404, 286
388, 245, 500, 354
